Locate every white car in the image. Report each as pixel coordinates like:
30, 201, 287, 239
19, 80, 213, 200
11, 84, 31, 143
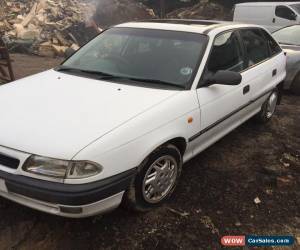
0, 20, 286, 218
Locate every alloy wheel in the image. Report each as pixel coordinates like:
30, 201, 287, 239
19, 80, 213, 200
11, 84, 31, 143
142, 155, 178, 204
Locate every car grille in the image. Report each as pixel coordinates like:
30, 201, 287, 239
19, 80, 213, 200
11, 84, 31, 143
0, 153, 20, 169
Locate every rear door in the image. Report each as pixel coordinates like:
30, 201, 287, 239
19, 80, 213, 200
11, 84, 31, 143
237, 28, 284, 122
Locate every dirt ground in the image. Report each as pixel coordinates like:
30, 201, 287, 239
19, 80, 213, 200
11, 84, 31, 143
0, 54, 299, 250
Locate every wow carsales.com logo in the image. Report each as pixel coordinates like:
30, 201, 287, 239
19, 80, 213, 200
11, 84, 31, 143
221, 236, 294, 247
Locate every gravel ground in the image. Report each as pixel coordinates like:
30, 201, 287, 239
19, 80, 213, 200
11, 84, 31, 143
0, 54, 299, 250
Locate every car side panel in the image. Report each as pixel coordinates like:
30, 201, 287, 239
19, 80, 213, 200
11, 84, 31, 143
239, 56, 279, 117
284, 49, 300, 89
70, 91, 200, 184
252, 52, 286, 100
192, 82, 250, 157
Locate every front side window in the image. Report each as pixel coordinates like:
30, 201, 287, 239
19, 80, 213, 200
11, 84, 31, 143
62, 28, 208, 89
275, 6, 297, 20
206, 31, 245, 74
239, 29, 270, 67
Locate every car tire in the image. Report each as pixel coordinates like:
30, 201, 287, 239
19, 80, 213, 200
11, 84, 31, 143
255, 89, 279, 123
123, 143, 182, 212
290, 72, 300, 95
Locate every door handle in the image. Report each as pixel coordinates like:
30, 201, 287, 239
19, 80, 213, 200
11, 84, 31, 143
272, 18, 276, 23
243, 85, 250, 95
272, 69, 277, 77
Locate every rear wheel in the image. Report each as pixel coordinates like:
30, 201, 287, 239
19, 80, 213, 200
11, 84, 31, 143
123, 144, 182, 212
255, 89, 279, 123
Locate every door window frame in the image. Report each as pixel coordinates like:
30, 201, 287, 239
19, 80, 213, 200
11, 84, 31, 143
237, 28, 282, 72
198, 29, 246, 88
198, 27, 283, 88
238, 28, 271, 71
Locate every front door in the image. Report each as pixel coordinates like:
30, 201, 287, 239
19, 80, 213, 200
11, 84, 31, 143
192, 30, 250, 155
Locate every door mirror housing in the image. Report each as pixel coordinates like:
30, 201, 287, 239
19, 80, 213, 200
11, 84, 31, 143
205, 70, 242, 86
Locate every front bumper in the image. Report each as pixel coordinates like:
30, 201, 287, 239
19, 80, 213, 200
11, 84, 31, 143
0, 168, 136, 218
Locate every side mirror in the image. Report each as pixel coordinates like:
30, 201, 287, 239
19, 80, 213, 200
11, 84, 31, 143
206, 70, 242, 86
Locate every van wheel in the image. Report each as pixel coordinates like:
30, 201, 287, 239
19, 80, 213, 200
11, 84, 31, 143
255, 89, 279, 123
290, 72, 300, 95
123, 144, 182, 212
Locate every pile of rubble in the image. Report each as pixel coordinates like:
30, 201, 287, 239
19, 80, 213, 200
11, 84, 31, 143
93, 0, 155, 28
167, 0, 230, 21
0, 0, 155, 57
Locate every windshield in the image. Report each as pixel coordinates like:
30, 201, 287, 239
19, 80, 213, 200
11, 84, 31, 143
290, 4, 300, 14
273, 25, 300, 46
62, 27, 208, 89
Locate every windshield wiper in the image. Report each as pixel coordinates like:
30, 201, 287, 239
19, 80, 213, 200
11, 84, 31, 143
102, 75, 186, 89
56, 66, 185, 89
56, 66, 115, 77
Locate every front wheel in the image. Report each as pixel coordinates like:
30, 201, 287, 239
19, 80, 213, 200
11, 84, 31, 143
123, 144, 182, 212
255, 89, 279, 123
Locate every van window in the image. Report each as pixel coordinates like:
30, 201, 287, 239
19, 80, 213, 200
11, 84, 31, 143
261, 30, 282, 56
239, 29, 270, 68
206, 31, 245, 74
275, 6, 297, 20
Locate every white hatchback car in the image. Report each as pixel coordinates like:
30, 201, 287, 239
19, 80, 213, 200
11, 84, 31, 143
0, 20, 286, 218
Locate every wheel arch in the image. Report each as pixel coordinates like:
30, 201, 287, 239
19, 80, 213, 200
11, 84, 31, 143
165, 137, 187, 156
137, 136, 188, 169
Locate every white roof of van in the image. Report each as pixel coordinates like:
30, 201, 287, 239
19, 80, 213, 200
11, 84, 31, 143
236, 2, 300, 7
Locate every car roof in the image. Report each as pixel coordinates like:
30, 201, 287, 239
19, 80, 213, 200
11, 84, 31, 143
115, 19, 263, 35
236, 2, 300, 7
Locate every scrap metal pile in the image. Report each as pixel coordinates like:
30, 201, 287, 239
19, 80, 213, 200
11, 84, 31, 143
0, 0, 155, 57
167, 0, 229, 20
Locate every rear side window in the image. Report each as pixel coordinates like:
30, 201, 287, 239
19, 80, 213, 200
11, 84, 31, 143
206, 31, 245, 73
261, 30, 282, 56
239, 29, 270, 68
275, 6, 297, 20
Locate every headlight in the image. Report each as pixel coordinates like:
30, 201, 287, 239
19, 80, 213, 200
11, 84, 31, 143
23, 155, 102, 179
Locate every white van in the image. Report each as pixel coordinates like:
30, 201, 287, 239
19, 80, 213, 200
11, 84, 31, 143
234, 2, 300, 32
